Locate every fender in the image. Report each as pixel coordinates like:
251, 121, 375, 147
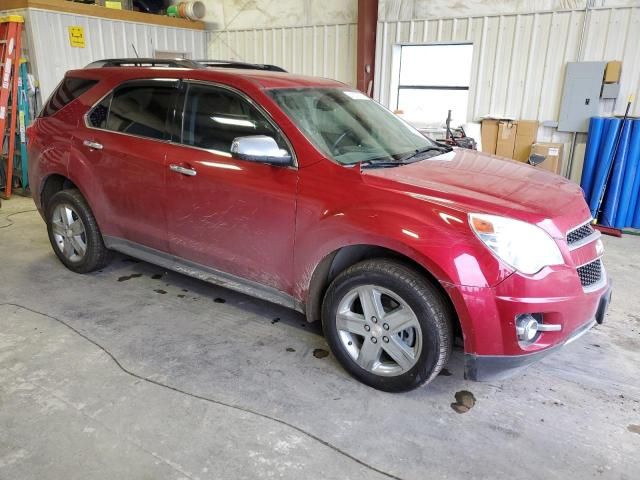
293, 199, 512, 299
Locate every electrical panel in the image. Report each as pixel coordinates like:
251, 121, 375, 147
558, 61, 606, 133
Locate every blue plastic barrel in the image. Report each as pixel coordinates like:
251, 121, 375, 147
601, 119, 633, 227
581, 117, 606, 202
589, 118, 623, 217
617, 119, 640, 227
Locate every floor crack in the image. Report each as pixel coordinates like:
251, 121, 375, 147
2, 302, 405, 480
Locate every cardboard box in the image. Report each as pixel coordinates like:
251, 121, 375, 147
496, 121, 517, 158
604, 61, 622, 83
512, 120, 539, 162
530, 142, 564, 174
481, 119, 499, 154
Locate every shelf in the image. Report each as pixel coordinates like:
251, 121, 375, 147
1, 0, 205, 30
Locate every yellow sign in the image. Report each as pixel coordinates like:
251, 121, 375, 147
68, 26, 85, 48
105, 1, 123, 9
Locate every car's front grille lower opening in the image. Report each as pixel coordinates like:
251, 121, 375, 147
567, 222, 595, 245
577, 259, 602, 288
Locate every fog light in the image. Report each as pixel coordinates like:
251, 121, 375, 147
516, 314, 539, 342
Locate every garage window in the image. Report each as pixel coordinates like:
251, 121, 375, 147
395, 44, 473, 125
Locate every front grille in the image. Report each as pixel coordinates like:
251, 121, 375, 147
567, 222, 595, 245
577, 259, 602, 288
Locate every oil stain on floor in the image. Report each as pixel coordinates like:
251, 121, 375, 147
313, 348, 329, 359
117, 273, 142, 282
451, 390, 476, 414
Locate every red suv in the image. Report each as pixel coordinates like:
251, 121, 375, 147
28, 59, 612, 392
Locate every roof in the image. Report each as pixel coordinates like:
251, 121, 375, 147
79, 65, 347, 90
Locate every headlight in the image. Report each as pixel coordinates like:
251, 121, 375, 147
469, 213, 564, 275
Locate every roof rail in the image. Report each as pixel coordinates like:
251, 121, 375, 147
85, 58, 204, 69
197, 59, 287, 72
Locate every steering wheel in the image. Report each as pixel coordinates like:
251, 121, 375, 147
331, 129, 356, 153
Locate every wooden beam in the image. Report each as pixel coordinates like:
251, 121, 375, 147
356, 0, 378, 96
0, 0, 205, 30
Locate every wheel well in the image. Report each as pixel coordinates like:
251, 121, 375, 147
305, 245, 462, 338
41, 175, 77, 211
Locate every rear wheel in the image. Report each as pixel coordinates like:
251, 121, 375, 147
46, 189, 111, 273
322, 259, 452, 392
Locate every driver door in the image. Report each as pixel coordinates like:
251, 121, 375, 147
164, 82, 298, 294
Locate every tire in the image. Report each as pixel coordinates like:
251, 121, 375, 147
322, 259, 452, 392
46, 189, 111, 273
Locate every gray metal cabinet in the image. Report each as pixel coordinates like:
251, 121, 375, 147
558, 61, 606, 133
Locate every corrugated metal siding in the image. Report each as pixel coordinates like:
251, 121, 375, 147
374, 6, 640, 181
207, 24, 358, 86
21, 9, 206, 100
374, 6, 640, 121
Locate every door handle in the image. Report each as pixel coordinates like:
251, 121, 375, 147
83, 140, 103, 150
169, 164, 197, 176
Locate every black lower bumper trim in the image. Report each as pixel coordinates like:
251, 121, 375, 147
465, 283, 612, 382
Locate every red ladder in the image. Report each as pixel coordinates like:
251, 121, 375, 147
0, 15, 24, 199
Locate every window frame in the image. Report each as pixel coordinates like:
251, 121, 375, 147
84, 78, 180, 143
390, 42, 473, 123
174, 80, 298, 168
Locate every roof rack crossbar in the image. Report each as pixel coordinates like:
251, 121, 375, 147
197, 59, 287, 72
85, 58, 204, 69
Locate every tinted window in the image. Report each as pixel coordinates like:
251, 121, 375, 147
181, 84, 287, 154
41, 77, 98, 117
104, 82, 177, 140
88, 95, 111, 129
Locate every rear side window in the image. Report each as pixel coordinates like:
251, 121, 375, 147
88, 81, 177, 141
41, 77, 98, 117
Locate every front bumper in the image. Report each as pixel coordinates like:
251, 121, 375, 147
464, 282, 612, 381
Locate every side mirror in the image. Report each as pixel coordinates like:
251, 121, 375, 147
230, 135, 292, 166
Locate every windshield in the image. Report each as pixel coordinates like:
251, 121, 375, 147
268, 88, 438, 165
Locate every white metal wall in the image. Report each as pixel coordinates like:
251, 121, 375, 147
207, 24, 358, 86
374, 5, 640, 180
374, 6, 640, 119
21, 9, 206, 101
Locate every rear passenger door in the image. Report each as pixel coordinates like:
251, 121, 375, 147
164, 81, 298, 294
77, 79, 179, 252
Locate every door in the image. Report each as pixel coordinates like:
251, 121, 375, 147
76, 79, 179, 251
165, 82, 298, 294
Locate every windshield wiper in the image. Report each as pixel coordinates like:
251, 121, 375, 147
397, 145, 452, 164
360, 159, 404, 169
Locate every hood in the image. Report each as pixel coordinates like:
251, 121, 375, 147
362, 148, 591, 238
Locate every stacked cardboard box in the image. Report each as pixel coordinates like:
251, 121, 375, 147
481, 118, 539, 161
530, 143, 564, 175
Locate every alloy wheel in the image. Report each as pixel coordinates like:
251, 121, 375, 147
335, 285, 422, 377
51, 204, 87, 262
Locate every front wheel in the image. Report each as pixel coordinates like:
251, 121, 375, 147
322, 259, 452, 392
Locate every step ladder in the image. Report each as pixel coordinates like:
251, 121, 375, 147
0, 15, 24, 199
14, 59, 31, 192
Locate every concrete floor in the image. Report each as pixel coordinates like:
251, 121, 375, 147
0, 195, 639, 480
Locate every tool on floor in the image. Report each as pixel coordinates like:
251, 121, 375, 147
0, 15, 24, 199
593, 95, 634, 237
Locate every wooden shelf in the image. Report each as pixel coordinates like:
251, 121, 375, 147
1, 0, 205, 30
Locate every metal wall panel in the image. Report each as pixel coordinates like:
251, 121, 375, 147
374, 6, 640, 181
374, 6, 640, 119
207, 24, 358, 86
21, 9, 206, 101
